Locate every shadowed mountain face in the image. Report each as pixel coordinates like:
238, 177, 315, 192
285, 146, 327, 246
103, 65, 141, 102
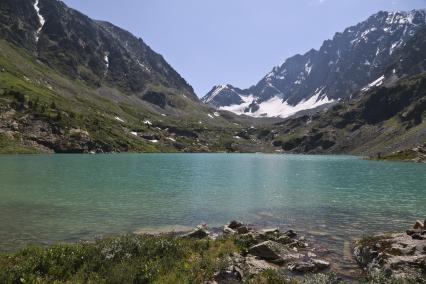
203, 10, 426, 118
0, 0, 197, 99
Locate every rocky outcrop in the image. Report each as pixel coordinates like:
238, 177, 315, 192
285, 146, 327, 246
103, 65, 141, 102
354, 220, 426, 282
206, 222, 331, 282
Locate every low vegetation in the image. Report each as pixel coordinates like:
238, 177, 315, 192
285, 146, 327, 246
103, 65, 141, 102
0, 234, 341, 284
0, 234, 239, 284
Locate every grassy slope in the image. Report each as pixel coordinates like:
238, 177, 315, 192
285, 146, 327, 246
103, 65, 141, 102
0, 39, 276, 154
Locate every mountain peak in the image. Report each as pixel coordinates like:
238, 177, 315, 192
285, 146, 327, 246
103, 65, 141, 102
203, 8, 426, 118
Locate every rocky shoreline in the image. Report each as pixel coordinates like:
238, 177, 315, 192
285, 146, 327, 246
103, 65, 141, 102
183, 221, 332, 283
1, 219, 425, 283
178, 220, 426, 283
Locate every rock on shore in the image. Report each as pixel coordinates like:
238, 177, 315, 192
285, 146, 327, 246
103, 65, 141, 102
354, 220, 426, 282
185, 220, 331, 282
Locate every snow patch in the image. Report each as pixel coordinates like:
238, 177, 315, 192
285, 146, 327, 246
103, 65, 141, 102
104, 53, 109, 72
143, 120, 153, 126
361, 75, 386, 92
389, 40, 403, 55
305, 61, 313, 75
219, 95, 255, 114
221, 89, 333, 119
137, 60, 150, 73
115, 116, 124, 123
213, 112, 220, 117
131, 132, 138, 136
166, 137, 176, 142
33, 0, 45, 42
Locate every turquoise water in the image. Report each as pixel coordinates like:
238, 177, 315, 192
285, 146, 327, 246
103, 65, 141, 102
0, 154, 425, 255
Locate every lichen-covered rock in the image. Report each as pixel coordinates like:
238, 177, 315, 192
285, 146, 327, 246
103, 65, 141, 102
354, 233, 426, 282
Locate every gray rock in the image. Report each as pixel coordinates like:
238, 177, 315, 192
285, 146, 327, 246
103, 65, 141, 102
412, 233, 425, 240
288, 259, 329, 273
223, 226, 237, 235
261, 228, 280, 235
312, 259, 331, 270
354, 233, 426, 281
236, 226, 250, 235
248, 240, 303, 263
182, 226, 210, 239
248, 241, 282, 261
414, 220, 424, 230
284, 230, 297, 238
231, 253, 278, 280
276, 236, 292, 244
228, 220, 244, 230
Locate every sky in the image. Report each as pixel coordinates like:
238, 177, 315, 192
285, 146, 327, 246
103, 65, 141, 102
62, 0, 426, 97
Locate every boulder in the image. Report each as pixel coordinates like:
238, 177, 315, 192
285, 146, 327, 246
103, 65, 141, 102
354, 232, 426, 281
248, 241, 303, 263
288, 259, 330, 273
224, 220, 248, 235
228, 220, 244, 230
236, 226, 250, 234
284, 230, 297, 238
261, 228, 280, 235
413, 220, 424, 230
412, 233, 425, 240
223, 226, 237, 235
276, 236, 292, 245
248, 241, 282, 261
182, 225, 210, 239
213, 268, 241, 283
312, 259, 331, 270
230, 253, 277, 280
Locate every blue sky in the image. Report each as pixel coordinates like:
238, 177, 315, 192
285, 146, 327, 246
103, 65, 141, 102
62, 0, 426, 96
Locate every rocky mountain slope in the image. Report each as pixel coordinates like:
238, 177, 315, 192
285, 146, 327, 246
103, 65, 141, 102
0, 0, 274, 153
0, 0, 195, 99
240, 71, 426, 158
203, 9, 426, 118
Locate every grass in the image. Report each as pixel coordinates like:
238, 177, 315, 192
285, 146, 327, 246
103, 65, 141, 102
0, 234, 238, 284
0, 133, 39, 154
377, 149, 420, 162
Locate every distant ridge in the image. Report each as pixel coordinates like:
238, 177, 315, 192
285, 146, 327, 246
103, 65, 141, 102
203, 9, 426, 118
